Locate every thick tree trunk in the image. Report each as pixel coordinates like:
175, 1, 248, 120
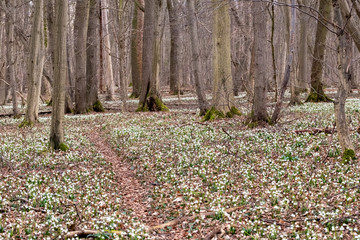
130, 0, 144, 98
50, 0, 68, 150
186, 0, 208, 115
333, 0, 355, 162
204, 0, 240, 121
137, 0, 168, 112
86, 0, 102, 111
74, 0, 89, 113
251, 2, 268, 123
306, 0, 332, 102
167, 0, 181, 95
21, 0, 45, 126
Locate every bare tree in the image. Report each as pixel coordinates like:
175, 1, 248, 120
186, 0, 208, 115
20, 0, 45, 126
137, 0, 169, 112
50, 0, 68, 150
251, 1, 268, 123
306, 0, 333, 102
333, 0, 355, 162
74, 0, 90, 113
204, 0, 240, 120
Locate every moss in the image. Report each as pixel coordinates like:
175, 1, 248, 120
93, 100, 104, 112
203, 107, 224, 121
341, 148, 356, 164
305, 92, 333, 103
247, 121, 258, 129
136, 104, 149, 112
59, 143, 69, 152
230, 106, 241, 116
129, 93, 138, 99
19, 120, 33, 128
46, 99, 52, 106
153, 97, 169, 112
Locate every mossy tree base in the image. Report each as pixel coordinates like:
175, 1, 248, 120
305, 92, 333, 103
341, 148, 356, 164
136, 96, 169, 112
92, 100, 105, 112
202, 106, 241, 121
19, 120, 34, 128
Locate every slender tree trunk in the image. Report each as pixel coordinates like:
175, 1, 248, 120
74, 0, 89, 113
251, 1, 268, 123
137, 0, 168, 112
271, 0, 296, 124
186, 0, 208, 115
333, 0, 355, 162
204, 0, 240, 120
5, 0, 19, 117
167, 0, 181, 95
130, 0, 144, 98
117, 0, 128, 111
50, 0, 68, 150
101, 0, 115, 100
21, 0, 45, 126
86, 0, 102, 111
306, 0, 332, 102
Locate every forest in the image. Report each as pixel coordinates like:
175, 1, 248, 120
0, 0, 360, 239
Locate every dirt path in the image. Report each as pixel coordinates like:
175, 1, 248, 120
87, 129, 188, 239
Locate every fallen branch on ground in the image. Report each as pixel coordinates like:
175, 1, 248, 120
204, 225, 224, 240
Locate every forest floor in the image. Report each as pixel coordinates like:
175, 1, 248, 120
0, 90, 360, 239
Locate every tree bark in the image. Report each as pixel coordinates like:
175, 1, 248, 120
5, 0, 19, 117
167, 0, 181, 95
306, 0, 333, 102
251, 1, 268, 123
74, 0, 89, 113
186, 0, 208, 115
21, 0, 45, 126
50, 0, 68, 150
271, 0, 296, 124
204, 0, 240, 121
137, 0, 168, 112
116, 0, 128, 111
130, 0, 144, 98
101, 0, 115, 100
86, 0, 102, 111
333, 0, 355, 162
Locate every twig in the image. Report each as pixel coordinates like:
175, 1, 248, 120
222, 128, 233, 139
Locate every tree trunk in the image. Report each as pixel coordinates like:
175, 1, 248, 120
271, 0, 296, 124
86, 0, 102, 111
306, 0, 332, 102
251, 1, 268, 123
21, 0, 45, 126
101, 0, 115, 100
5, 0, 19, 117
50, 0, 68, 150
74, 0, 89, 113
167, 0, 181, 95
130, 0, 144, 98
116, 0, 129, 111
333, 0, 355, 162
137, 0, 168, 112
186, 0, 208, 115
204, 0, 240, 121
